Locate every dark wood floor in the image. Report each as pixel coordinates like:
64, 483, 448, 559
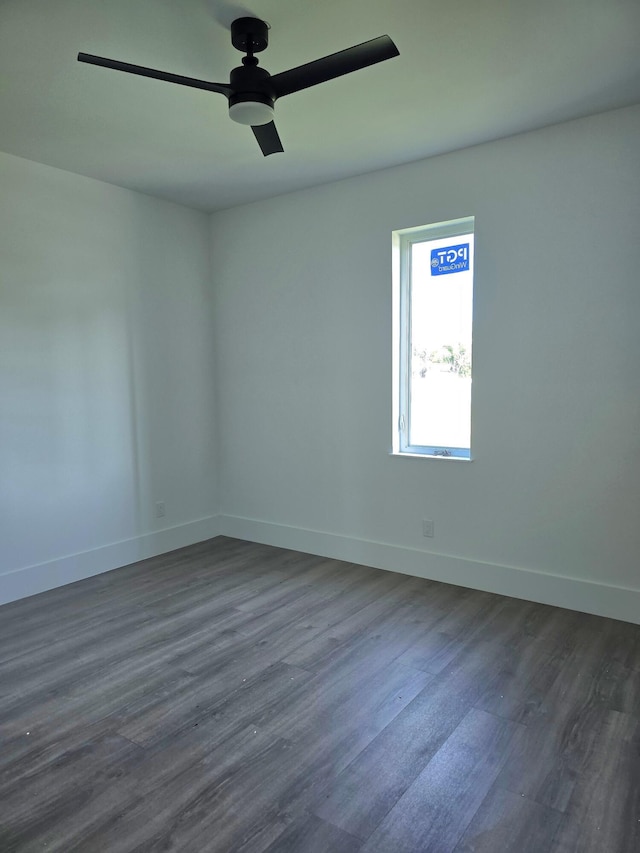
1, 537, 639, 852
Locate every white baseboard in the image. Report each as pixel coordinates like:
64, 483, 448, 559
5, 513, 638, 625
219, 514, 640, 625
0, 515, 221, 606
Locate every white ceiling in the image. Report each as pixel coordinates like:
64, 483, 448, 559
1, 0, 639, 212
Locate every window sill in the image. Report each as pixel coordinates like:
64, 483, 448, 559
389, 451, 472, 461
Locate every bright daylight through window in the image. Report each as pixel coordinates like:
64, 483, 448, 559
393, 216, 474, 459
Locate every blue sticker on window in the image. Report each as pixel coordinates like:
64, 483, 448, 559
430, 243, 470, 275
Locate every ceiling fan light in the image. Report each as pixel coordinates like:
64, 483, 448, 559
228, 101, 274, 126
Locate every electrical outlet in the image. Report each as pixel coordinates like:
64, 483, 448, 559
422, 519, 434, 538
155, 501, 166, 518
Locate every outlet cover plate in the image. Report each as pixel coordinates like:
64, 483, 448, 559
423, 519, 434, 538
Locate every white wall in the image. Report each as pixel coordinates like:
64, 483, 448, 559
212, 105, 640, 622
0, 151, 219, 603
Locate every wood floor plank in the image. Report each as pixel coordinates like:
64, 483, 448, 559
0, 733, 144, 838
494, 622, 639, 813
160, 664, 431, 853
259, 812, 363, 853
13, 661, 427, 852
473, 640, 562, 724
117, 659, 311, 747
0, 617, 219, 727
228, 561, 405, 641
452, 785, 563, 852
0, 665, 196, 781
548, 709, 640, 853
53, 663, 424, 853
359, 708, 524, 853
0, 607, 162, 709
394, 589, 504, 674
284, 593, 449, 676
60, 725, 295, 853
312, 639, 515, 839
263, 662, 432, 770
281, 591, 414, 670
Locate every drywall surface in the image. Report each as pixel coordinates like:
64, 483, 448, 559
212, 105, 640, 620
0, 152, 218, 603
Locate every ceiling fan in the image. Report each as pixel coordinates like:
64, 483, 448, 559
78, 17, 399, 156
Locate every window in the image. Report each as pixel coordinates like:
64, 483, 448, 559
393, 216, 474, 459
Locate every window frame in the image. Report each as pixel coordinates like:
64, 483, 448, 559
392, 216, 475, 460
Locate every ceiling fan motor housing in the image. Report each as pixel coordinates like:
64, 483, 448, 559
228, 64, 275, 110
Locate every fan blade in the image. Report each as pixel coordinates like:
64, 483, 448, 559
252, 121, 284, 156
271, 35, 398, 99
77, 53, 231, 96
